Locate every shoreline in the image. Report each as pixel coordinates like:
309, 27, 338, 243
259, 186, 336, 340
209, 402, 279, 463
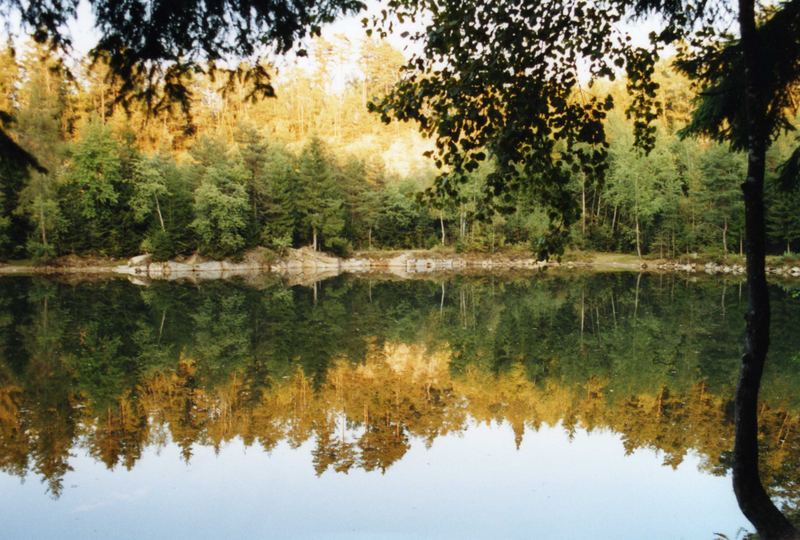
1, 249, 799, 281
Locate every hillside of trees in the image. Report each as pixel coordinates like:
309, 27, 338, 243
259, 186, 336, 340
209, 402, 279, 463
1, 39, 799, 262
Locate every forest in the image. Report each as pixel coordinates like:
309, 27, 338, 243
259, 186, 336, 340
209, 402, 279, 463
2, 39, 799, 263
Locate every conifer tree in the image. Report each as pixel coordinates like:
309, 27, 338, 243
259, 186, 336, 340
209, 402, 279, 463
294, 137, 345, 251
13, 44, 71, 259
189, 136, 250, 258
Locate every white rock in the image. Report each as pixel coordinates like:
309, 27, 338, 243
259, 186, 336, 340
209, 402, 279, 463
169, 262, 193, 274
128, 254, 152, 266
112, 265, 136, 275
147, 263, 166, 277
195, 261, 224, 273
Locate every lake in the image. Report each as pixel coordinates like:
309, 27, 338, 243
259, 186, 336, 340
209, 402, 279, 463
0, 272, 797, 539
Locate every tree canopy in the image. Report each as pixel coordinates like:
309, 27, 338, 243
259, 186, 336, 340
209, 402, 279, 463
0, 0, 365, 169
368, 0, 800, 258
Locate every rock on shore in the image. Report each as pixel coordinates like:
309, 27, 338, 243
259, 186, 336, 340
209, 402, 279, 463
4, 248, 796, 281
113, 248, 550, 281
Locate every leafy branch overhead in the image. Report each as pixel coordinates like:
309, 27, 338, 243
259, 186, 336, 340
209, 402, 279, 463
365, 0, 800, 257
363, 0, 681, 255
676, 0, 800, 151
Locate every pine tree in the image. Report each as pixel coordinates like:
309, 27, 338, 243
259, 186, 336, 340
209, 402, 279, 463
131, 155, 169, 231
766, 176, 800, 254
13, 44, 72, 259
259, 145, 295, 252
697, 144, 746, 257
189, 136, 250, 258
59, 121, 129, 255
0, 44, 22, 257
294, 137, 345, 251
234, 123, 277, 245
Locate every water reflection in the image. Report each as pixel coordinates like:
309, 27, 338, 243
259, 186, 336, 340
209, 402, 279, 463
0, 273, 798, 535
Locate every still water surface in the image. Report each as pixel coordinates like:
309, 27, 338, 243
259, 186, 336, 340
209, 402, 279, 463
0, 273, 798, 539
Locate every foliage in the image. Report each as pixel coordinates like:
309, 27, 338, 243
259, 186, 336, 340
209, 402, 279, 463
0, 0, 366, 168
0, 40, 798, 261
190, 140, 250, 258
365, 0, 672, 257
293, 137, 346, 250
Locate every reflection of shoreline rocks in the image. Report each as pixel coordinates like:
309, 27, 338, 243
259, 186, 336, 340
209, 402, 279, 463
112, 247, 550, 281
2, 248, 800, 280
114, 249, 800, 281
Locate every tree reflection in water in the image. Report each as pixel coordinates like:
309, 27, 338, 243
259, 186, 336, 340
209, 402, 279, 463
0, 273, 797, 526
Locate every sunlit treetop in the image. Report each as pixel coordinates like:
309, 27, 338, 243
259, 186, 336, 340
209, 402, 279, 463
0, 0, 365, 169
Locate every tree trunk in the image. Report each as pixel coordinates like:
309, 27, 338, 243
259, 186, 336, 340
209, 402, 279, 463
635, 214, 642, 258
611, 204, 618, 233
439, 210, 446, 246
155, 195, 166, 232
723, 217, 729, 256
634, 175, 642, 258
312, 227, 318, 251
722, 283, 727, 319
581, 174, 586, 235
733, 0, 798, 537
671, 230, 676, 259
368, 227, 372, 250
251, 187, 258, 227
39, 204, 47, 247
596, 191, 602, 218
362, 78, 367, 109
158, 309, 166, 342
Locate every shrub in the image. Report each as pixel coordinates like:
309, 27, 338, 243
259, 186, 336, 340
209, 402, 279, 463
26, 240, 57, 264
327, 237, 352, 258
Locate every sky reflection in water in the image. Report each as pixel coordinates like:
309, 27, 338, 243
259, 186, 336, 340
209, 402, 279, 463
0, 423, 749, 539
